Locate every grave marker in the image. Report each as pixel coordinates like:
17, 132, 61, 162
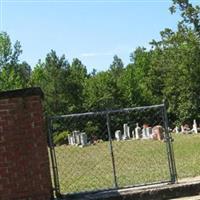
115, 130, 122, 141
135, 123, 141, 139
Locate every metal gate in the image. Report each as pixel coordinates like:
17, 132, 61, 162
48, 103, 177, 198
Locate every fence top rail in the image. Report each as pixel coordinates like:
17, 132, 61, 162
49, 104, 164, 120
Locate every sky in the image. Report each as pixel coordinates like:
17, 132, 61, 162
0, 0, 198, 72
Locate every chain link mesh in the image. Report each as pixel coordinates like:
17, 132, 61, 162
49, 104, 173, 194
109, 107, 169, 188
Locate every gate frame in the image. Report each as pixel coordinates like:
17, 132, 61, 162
48, 103, 177, 198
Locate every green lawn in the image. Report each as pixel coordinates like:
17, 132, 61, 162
173, 134, 200, 179
52, 134, 200, 194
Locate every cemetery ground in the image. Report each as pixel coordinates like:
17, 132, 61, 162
53, 134, 200, 194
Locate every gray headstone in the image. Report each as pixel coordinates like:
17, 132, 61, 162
123, 123, 128, 139
68, 135, 75, 145
135, 123, 141, 139
76, 133, 81, 145
115, 130, 122, 141
142, 128, 148, 139
80, 132, 87, 146
68, 135, 71, 145
72, 130, 81, 145
146, 127, 152, 138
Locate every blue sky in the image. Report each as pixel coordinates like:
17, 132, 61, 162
0, 0, 196, 72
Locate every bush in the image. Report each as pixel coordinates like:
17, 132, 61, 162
53, 130, 71, 146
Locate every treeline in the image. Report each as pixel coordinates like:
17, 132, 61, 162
0, 0, 200, 126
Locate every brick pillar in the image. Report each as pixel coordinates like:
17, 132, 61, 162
0, 88, 52, 200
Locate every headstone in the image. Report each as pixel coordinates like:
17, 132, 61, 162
123, 123, 130, 140
68, 135, 75, 145
75, 133, 81, 145
192, 119, 198, 133
127, 126, 131, 138
142, 124, 150, 139
181, 125, 184, 133
182, 124, 190, 133
146, 127, 152, 138
175, 126, 179, 133
142, 124, 152, 139
115, 130, 122, 141
142, 128, 152, 139
142, 128, 147, 139
72, 130, 81, 145
72, 131, 77, 143
80, 132, 87, 146
152, 125, 164, 141
135, 123, 141, 139
68, 131, 88, 147
168, 127, 172, 132
68, 135, 71, 145
193, 119, 198, 134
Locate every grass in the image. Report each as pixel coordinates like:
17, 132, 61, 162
173, 134, 200, 179
52, 134, 200, 194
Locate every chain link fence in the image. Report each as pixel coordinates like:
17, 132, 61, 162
48, 103, 177, 197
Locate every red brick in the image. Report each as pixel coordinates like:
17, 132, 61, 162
0, 89, 52, 200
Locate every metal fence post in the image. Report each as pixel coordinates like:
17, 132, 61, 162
47, 117, 61, 198
162, 101, 177, 183
106, 113, 118, 188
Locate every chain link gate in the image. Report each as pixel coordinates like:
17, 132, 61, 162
48, 103, 177, 198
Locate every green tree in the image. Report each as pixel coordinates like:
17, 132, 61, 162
129, 47, 155, 106
84, 71, 115, 110
84, 56, 126, 111
145, 27, 200, 124
0, 32, 31, 90
170, 0, 200, 35
110, 55, 124, 76
31, 52, 88, 115
31, 50, 70, 115
67, 58, 88, 112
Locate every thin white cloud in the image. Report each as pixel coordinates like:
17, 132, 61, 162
80, 45, 135, 58
81, 53, 98, 57
80, 52, 113, 58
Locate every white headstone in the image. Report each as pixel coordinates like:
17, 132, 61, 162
175, 126, 179, 133
76, 133, 81, 145
115, 130, 122, 141
123, 123, 130, 140
181, 125, 184, 133
127, 126, 131, 138
146, 127, 152, 138
68, 135, 75, 145
142, 128, 148, 139
193, 119, 198, 134
135, 123, 141, 139
71, 136, 75, 145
